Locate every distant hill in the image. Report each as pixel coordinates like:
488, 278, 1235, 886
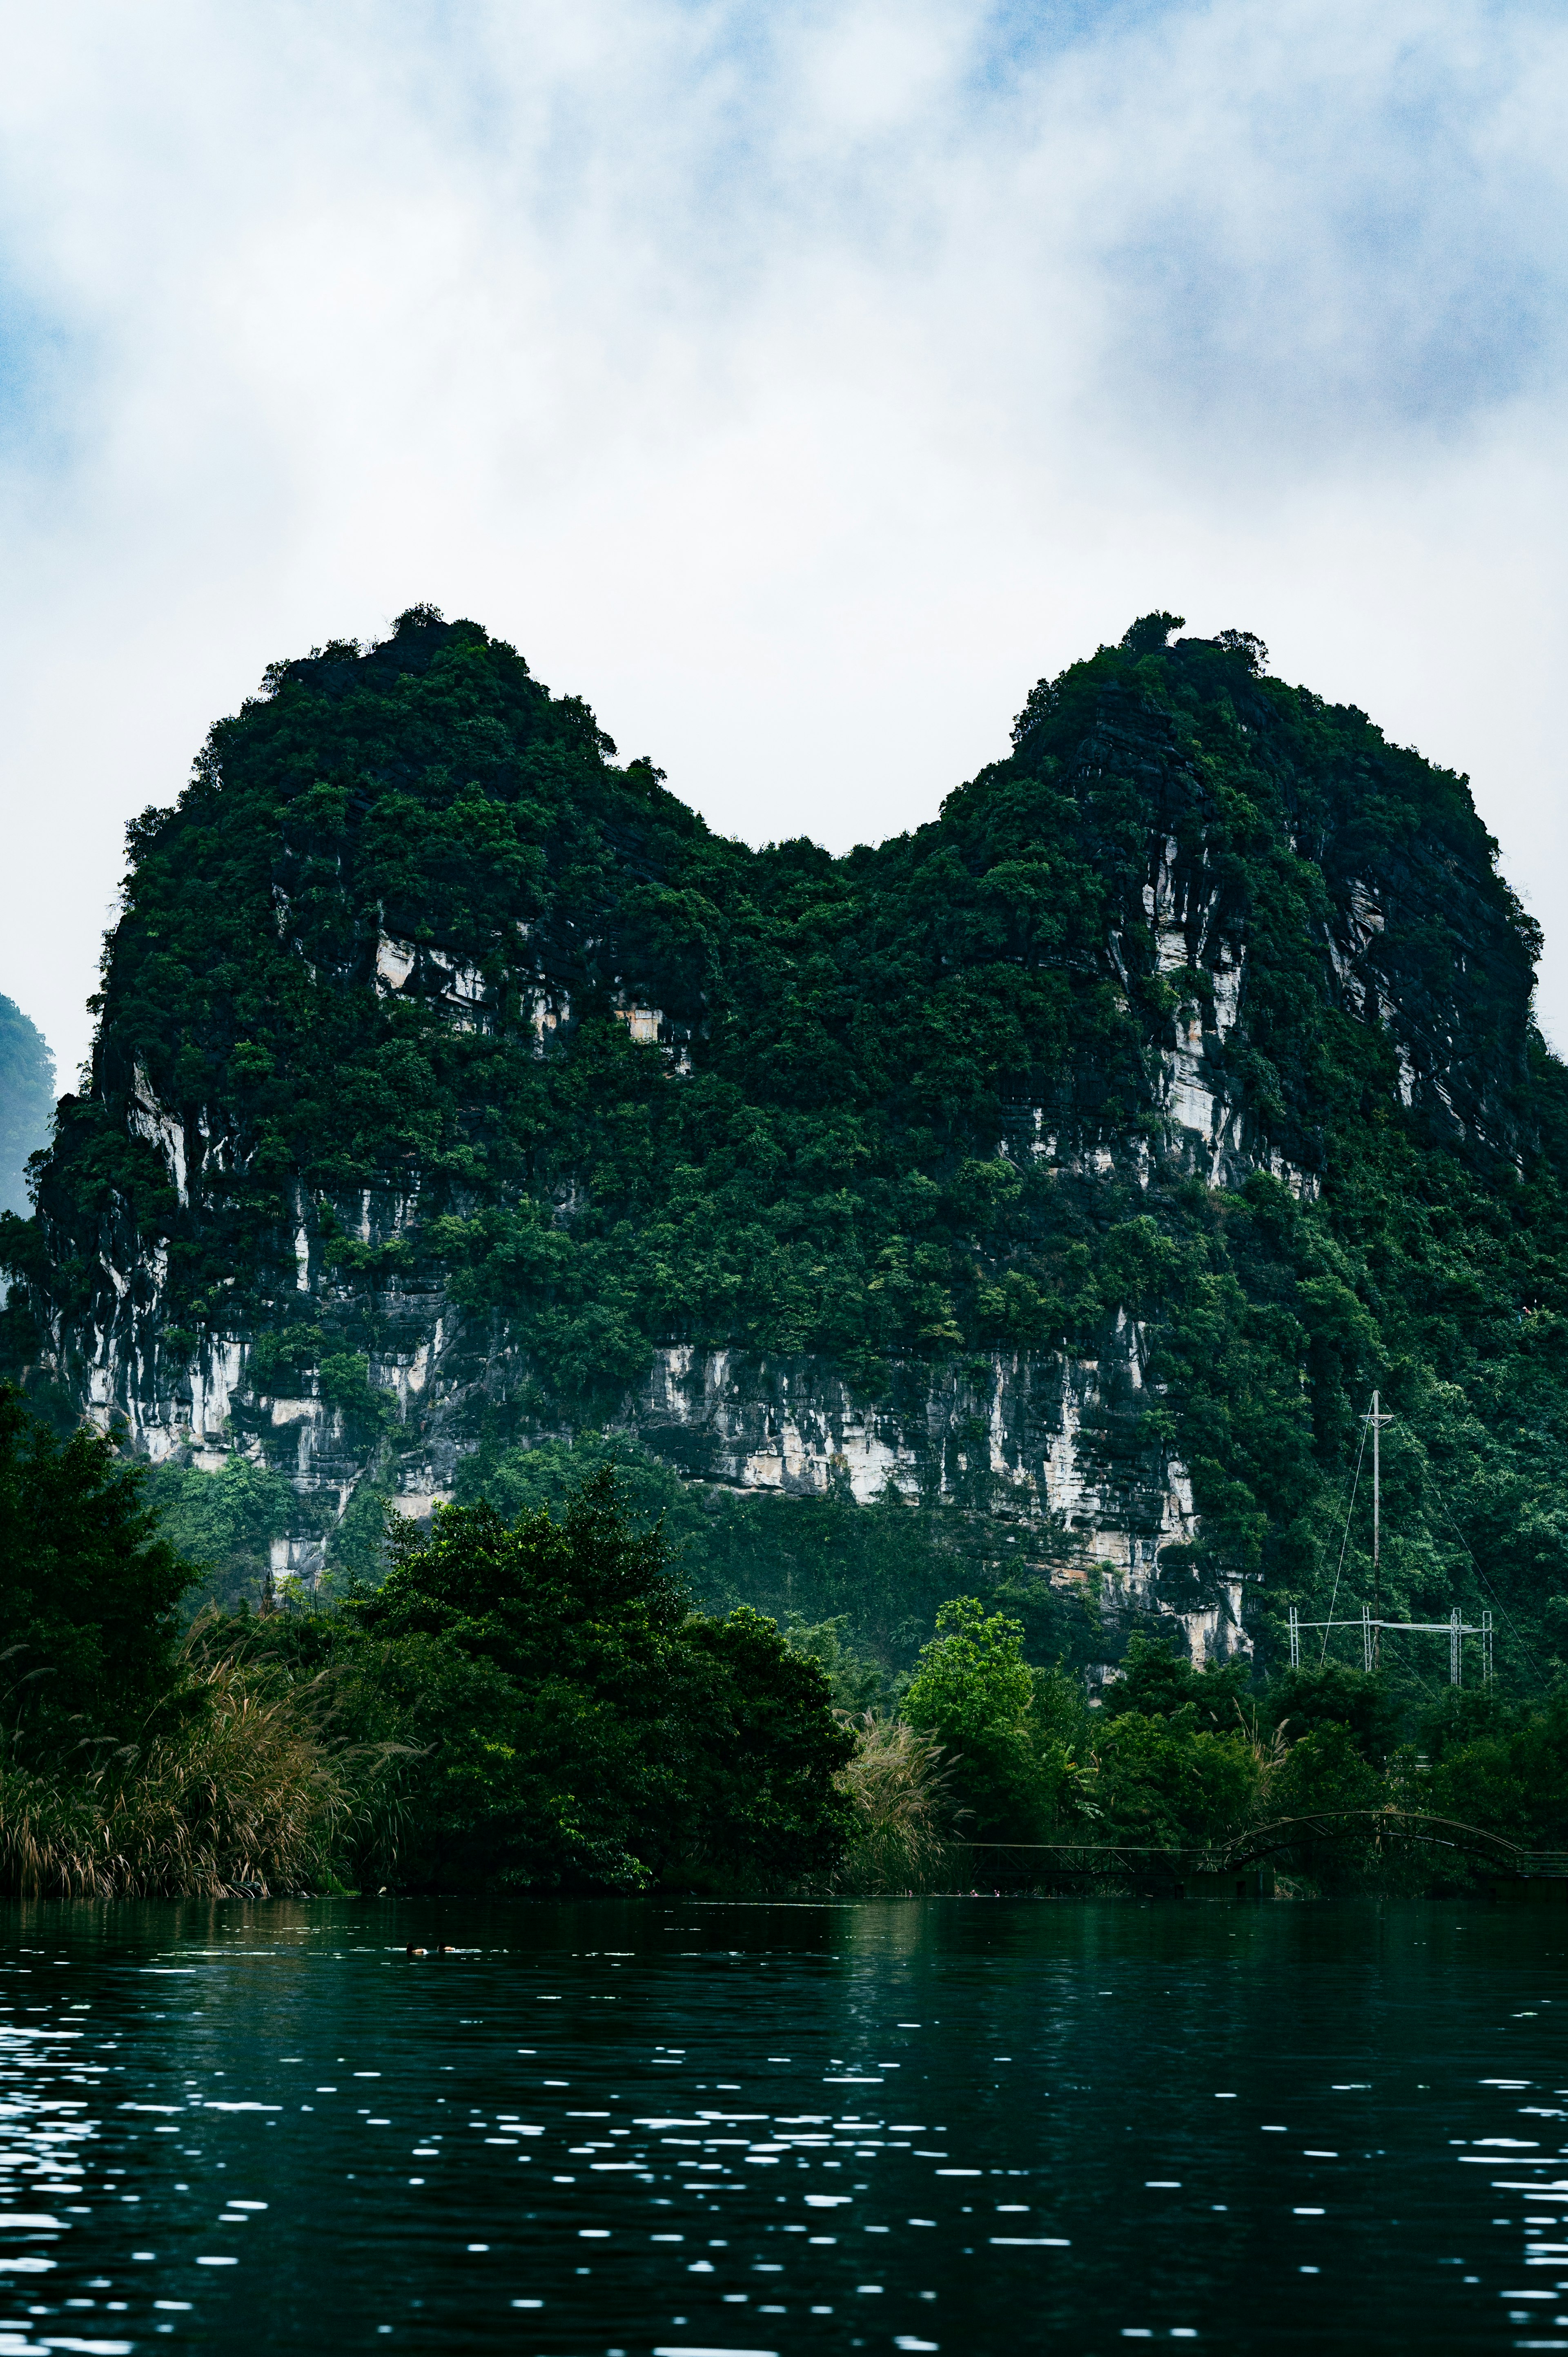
5, 605, 1565, 1686
0, 995, 54, 1216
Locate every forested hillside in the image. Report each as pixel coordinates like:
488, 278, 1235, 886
5, 604, 1567, 1694
0, 994, 55, 1216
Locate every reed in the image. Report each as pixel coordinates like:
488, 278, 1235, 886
0, 1613, 390, 1900
829, 1714, 964, 1893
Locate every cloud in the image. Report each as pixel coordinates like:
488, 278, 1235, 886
2, 0, 1567, 1082
1072, 0, 1568, 454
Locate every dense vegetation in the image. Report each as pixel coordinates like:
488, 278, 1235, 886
0, 993, 54, 1216
891, 1603, 1568, 1896
0, 1387, 853, 1898
4, 1385, 1567, 1903
0, 1384, 189, 1751
5, 604, 1568, 1708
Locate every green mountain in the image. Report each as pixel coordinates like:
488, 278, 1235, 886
5, 604, 1566, 1684
0, 994, 55, 1217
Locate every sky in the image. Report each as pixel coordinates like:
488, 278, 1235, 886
4, 0, 1568, 1086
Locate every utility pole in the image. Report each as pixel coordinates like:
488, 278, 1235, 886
1368, 1390, 1392, 1670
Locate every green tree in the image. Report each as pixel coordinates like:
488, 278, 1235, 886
347, 1471, 686, 1887
1260, 1721, 1388, 1889
673, 1607, 855, 1887
1263, 1661, 1397, 1758
782, 1614, 893, 1714
344, 1467, 852, 1891
1089, 1711, 1257, 1852
0, 1385, 194, 1757
146, 1456, 292, 1610
1099, 1629, 1252, 1731
1425, 1691, 1568, 1855
903, 1596, 1050, 1837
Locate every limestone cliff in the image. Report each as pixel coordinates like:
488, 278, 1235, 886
4, 607, 1560, 1672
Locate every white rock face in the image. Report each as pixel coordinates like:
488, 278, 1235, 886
56, 1231, 1249, 1660
375, 935, 416, 991
128, 1061, 187, 1207
628, 1336, 1246, 1657
528, 986, 571, 1051
1126, 837, 1324, 1197
1131, 839, 1249, 1167
376, 935, 492, 1031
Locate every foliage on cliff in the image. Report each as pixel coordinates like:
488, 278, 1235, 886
6, 605, 1568, 1679
444, 1430, 1103, 1672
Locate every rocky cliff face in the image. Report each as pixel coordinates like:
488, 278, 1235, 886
60, 1189, 1227, 1654
4, 607, 1557, 1670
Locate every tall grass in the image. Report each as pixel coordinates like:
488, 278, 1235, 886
829, 1715, 965, 1893
0, 1614, 392, 1900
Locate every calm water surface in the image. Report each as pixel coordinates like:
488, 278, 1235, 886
1, 1895, 1565, 2353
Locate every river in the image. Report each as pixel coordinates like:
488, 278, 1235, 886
0, 1894, 1564, 2353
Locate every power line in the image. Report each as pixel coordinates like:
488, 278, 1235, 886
1390, 1412, 1547, 1694
1319, 1418, 1368, 1668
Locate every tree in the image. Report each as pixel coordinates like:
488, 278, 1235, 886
146, 1456, 292, 1610
0, 1385, 193, 1758
673, 1606, 855, 1886
346, 1471, 685, 1887
1089, 1711, 1256, 1852
1263, 1660, 1396, 1758
343, 1467, 853, 1891
1098, 1629, 1252, 1732
903, 1597, 1048, 1837
1120, 611, 1186, 656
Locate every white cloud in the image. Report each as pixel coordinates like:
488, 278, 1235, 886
2, 0, 1567, 1082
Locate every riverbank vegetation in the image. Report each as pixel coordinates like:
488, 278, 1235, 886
869, 1608, 1568, 1899
0, 1388, 853, 1898
6, 1387, 1568, 1904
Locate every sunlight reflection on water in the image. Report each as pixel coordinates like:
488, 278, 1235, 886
0, 1898, 1562, 2351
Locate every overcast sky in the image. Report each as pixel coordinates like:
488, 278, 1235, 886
4, 0, 1567, 1086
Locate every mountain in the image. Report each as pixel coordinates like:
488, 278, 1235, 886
0, 994, 56, 1216
5, 604, 1566, 1680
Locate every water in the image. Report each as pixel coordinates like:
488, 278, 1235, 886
0, 1895, 1565, 2353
